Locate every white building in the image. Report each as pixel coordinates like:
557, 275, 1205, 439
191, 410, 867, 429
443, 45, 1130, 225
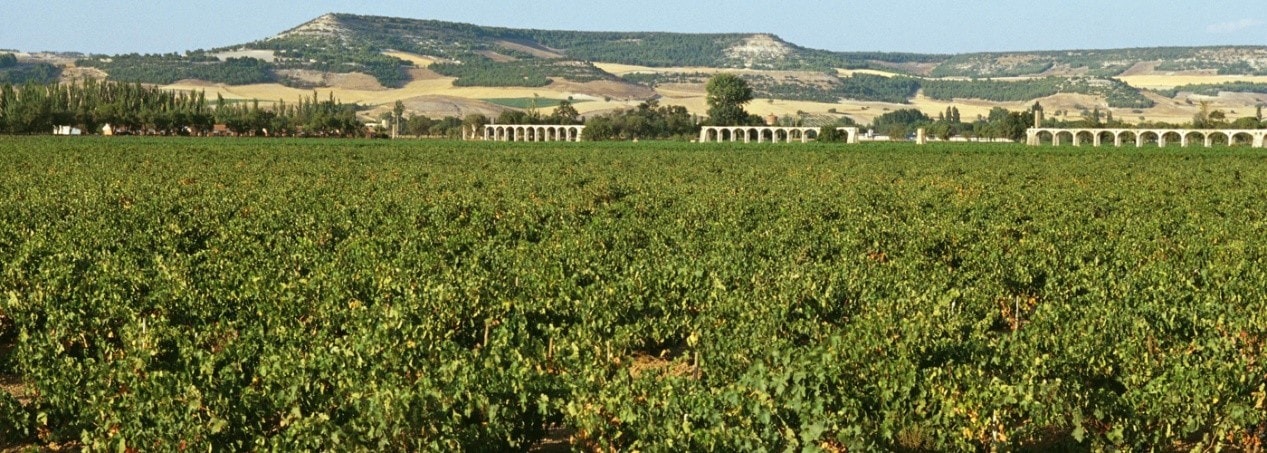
53, 126, 82, 136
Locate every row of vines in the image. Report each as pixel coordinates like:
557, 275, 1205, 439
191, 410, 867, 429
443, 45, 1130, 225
1, 137, 1264, 450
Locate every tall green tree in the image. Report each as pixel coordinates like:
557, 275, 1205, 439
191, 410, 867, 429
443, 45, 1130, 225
0, 84, 9, 132
705, 73, 753, 126
549, 100, 581, 125
872, 108, 931, 132
582, 99, 697, 141
392, 100, 405, 137
1083, 106, 1102, 127
405, 114, 434, 136
462, 114, 489, 139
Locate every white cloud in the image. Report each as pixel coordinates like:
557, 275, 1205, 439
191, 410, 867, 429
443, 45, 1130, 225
1207, 18, 1263, 33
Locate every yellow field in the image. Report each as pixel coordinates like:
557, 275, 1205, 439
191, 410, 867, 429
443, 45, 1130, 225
592, 63, 727, 75
383, 51, 436, 67
1117, 74, 1267, 90
835, 69, 906, 78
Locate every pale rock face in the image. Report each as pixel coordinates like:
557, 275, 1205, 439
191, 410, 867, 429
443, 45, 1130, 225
725, 34, 793, 68
271, 13, 351, 41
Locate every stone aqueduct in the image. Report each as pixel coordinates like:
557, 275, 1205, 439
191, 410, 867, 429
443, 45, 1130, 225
482, 125, 863, 144
698, 126, 860, 144
480, 124, 1267, 149
484, 124, 585, 142
1027, 128, 1267, 148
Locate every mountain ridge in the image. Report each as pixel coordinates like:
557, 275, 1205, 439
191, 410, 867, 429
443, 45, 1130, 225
25, 13, 1267, 125
56, 13, 1267, 89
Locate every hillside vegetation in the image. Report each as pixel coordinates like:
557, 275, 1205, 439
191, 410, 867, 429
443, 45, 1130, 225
0, 53, 60, 85
35, 13, 1267, 123
921, 77, 1154, 108
1161, 81, 1267, 97
68, 14, 1267, 90
928, 47, 1267, 78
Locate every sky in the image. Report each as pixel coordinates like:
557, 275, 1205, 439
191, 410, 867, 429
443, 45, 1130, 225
2, 1, 1265, 55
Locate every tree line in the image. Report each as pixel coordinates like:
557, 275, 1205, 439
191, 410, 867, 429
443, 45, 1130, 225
927, 47, 1267, 78
76, 50, 411, 89
77, 54, 277, 86
0, 79, 368, 136
1161, 81, 1267, 97
865, 105, 1035, 142
0, 79, 210, 135
213, 92, 364, 137
582, 99, 697, 141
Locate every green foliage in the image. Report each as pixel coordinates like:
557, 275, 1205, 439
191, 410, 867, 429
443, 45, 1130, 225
240, 14, 949, 76
262, 43, 411, 88
966, 106, 1036, 141
619, 72, 712, 88
397, 113, 487, 138
1163, 81, 1267, 97
0, 79, 367, 137
525, 33, 936, 71
1229, 116, 1262, 129
78, 12, 1267, 94
1152, 48, 1267, 75
705, 73, 754, 126
0, 62, 60, 85
74, 13, 1267, 90
582, 99, 696, 140
922, 77, 1153, 109
735, 72, 1150, 108
214, 92, 364, 137
0, 79, 212, 135
0, 391, 32, 445
931, 54, 1055, 78
77, 54, 276, 85
872, 108, 931, 130
525, 30, 750, 68
217, 14, 943, 87
0, 53, 16, 69
2, 139, 1266, 450
835, 74, 920, 104
742, 73, 920, 104
922, 78, 1062, 102
549, 100, 581, 125
929, 47, 1266, 78
404, 114, 463, 138
1207, 60, 1267, 76
76, 41, 410, 88
816, 125, 847, 142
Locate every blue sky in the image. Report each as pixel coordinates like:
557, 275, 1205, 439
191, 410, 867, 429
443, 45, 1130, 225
2, 1, 1264, 55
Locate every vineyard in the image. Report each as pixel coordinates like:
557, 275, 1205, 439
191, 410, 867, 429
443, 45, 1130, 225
1, 137, 1265, 451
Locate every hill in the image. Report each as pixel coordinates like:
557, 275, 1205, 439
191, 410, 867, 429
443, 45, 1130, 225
45, 13, 1267, 124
